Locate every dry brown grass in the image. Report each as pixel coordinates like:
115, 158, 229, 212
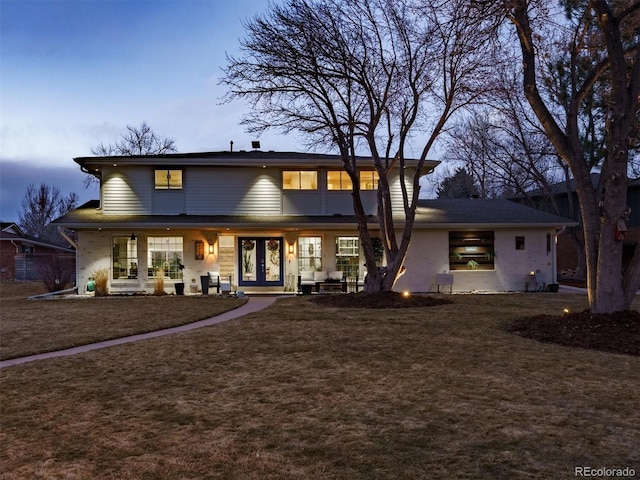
1, 288, 639, 479
0, 282, 247, 360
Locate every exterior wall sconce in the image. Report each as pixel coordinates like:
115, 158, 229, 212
288, 243, 294, 255
208, 241, 214, 255
130, 232, 136, 241
195, 240, 204, 260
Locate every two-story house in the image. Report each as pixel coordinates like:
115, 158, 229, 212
53, 150, 576, 294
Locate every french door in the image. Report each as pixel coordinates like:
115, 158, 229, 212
238, 237, 284, 287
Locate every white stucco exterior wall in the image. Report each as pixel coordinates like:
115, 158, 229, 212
395, 227, 557, 293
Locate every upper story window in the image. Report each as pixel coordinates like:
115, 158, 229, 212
328, 170, 379, 190
283, 171, 317, 190
154, 169, 183, 190
327, 171, 353, 190
359, 170, 379, 190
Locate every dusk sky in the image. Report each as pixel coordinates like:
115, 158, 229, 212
0, 0, 306, 222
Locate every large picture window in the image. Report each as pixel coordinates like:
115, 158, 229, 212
282, 171, 317, 190
154, 169, 183, 189
112, 236, 138, 280
298, 236, 322, 271
449, 231, 494, 270
335, 236, 360, 277
147, 236, 184, 279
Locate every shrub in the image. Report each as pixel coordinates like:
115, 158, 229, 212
92, 268, 109, 296
153, 270, 165, 296
36, 254, 74, 292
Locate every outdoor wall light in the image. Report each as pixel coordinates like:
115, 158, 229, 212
208, 241, 214, 255
130, 232, 136, 241
288, 244, 294, 255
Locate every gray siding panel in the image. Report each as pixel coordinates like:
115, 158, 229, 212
389, 170, 414, 212
187, 168, 282, 215
102, 167, 152, 214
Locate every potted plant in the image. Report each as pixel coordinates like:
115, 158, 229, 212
174, 259, 185, 295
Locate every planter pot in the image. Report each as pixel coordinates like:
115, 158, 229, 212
175, 282, 185, 295
547, 283, 559, 293
200, 275, 210, 295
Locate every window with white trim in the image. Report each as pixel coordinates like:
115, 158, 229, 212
298, 236, 322, 271
147, 236, 184, 279
335, 236, 360, 277
282, 171, 317, 190
154, 169, 183, 189
112, 236, 138, 280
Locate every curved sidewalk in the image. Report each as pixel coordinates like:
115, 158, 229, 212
0, 296, 277, 369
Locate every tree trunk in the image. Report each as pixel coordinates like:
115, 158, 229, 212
509, 0, 640, 313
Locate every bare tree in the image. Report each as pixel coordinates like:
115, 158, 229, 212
18, 183, 78, 243
86, 122, 177, 187
91, 121, 177, 156
486, 0, 640, 312
222, 0, 496, 292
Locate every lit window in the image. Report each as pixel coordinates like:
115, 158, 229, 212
147, 236, 184, 279
298, 236, 322, 271
112, 236, 138, 280
359, 171, 379, 190
336, 236, 360, 277
449, 231, 494, 270
283, 171, 317, 190
328, 170, 378, 190
155, 169, 183, 189
327, 171, 353, 190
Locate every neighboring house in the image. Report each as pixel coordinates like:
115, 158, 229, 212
512, 175, 640, 273
0, 223, 76, 282
52, 151, 576, 294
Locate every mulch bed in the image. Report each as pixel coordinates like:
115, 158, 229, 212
506, 309, 640, 357
310, 291, 639, 357
309, 291, 453, 309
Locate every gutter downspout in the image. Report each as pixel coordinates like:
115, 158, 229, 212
554, 225, 567, 283
58, 227, 79, 289
10, 240, 23, 281
57, 227, 78, 249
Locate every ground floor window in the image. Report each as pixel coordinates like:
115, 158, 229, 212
449, 231, 494, 270
336, 236, 360, 277
298, 236, 322, 271
147, 236, 184, 279
112, 236, 138, 279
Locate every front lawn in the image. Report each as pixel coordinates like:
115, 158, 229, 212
1, 292, 638, 479
0, 282, 247, 360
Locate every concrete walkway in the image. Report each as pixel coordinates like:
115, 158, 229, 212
0, 296, 277, 369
